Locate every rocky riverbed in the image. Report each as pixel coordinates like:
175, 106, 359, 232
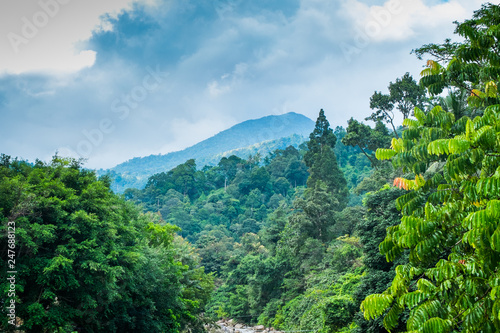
206, 319, 284, 333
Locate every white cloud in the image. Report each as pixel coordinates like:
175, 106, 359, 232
207, 63, 248, 98
208, 80, 231, 97
342, 0, 472, 42
157, 116, 230, 156
0, 0, 150, 75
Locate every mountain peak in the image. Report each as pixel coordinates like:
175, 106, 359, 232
104, 112, 315, 192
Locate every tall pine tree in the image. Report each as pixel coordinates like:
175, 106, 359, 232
305, 109, 349, 210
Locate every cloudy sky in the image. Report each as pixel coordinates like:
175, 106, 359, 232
0, 0, 486, 169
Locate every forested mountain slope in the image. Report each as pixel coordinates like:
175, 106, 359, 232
125, 109, 388, 332
101, 112, 315, 192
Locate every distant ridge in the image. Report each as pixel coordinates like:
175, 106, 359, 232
101, 112, 315, 192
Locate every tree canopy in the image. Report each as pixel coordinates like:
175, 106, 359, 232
367, 73, 427, 138
306, 109, 349, 210
362, 4, 500, 332
0, 155, 213, 332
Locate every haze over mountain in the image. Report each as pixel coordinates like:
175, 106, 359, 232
102, 112, 315, 192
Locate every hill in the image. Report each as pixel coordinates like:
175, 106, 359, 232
101, 112, 315, 192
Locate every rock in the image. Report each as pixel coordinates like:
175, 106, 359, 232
254, 325, 265, 331
235, 324, 243, 329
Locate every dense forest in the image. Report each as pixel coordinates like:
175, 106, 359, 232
2, 3, 500, 332
102, 112, 315, 193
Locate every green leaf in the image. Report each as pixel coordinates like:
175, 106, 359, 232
376, 148, 397, 160
361, 294, 394, 320
422, 317, 451, 333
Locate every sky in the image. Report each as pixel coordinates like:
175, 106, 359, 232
0, 0, 487, 169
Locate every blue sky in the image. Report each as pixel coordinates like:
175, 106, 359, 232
0, 0, 486, 168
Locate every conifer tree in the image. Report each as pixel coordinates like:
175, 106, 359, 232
305, 109, 349, 210
304, 109, 337, 168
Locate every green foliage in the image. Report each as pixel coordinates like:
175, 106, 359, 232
415, 3, 500, 106
304, 109, 338, 168
389, 73, 428, 120
120, 110, 375, 332
286, 181, 340, 244
306, 110, 349, 209
351, 186, 407, 333
333, 126, 374, 203
0, 155, 213, 332
368, 73, 427, 137
307, 143, 348, 209
342, 118, 392, 167
361, 99, 500, 331
145, 159, 199, 200
273, 272, 363, 333
353, 11, 500, 326
430, 89, 473, 120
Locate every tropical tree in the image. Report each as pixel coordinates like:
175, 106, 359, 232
342, 118, 392, 168
431, 89, 471, 120
145, 159, 199, 200
415, 3, 500, 106
361, 6, 500, 331
389, 73, 427, 120
0, 155, 213, 332
361, 100, 500, 331
367, 73, 427, 137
